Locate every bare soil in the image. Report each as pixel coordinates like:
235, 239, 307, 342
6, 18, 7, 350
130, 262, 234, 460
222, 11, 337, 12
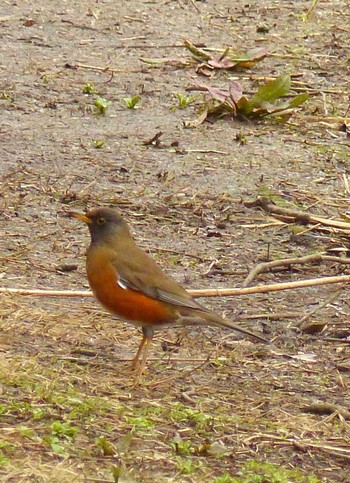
1, 1, 350, 482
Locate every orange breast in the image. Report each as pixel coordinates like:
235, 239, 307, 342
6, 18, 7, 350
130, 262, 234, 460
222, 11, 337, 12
86, 247, 176, 326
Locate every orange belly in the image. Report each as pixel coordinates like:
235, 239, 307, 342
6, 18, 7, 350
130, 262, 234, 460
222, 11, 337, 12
86, 251, 176, 326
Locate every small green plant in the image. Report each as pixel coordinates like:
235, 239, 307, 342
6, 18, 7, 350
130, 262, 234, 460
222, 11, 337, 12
171, 434, 192, 456
42, 421, 78, 456
236, 132, 247, 145
170, 403, 212, 430
83, 82, 98, 95
212, 460, 322, 483
176, 457, 202, 475
93, 139, 105, 148
51, 420, 78, 439
96, 436, 116, 456
112, 465, 122, 482
186, 74, 308, 126
0, 440, 16, 467
19, 426, 35, 438
212, 474, 235, 483
122, 95, 140, 109
0, 452, 8, 467
124, 415, 154, 431
175, 93, 195, 109
130, 405, 163, 418
94, 96, 111, 115
0, 401, 48, 420
66, 394, 112, 421
43, 437, 66, 456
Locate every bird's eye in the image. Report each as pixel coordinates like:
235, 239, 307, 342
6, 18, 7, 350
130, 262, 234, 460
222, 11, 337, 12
97, 217, 106, 225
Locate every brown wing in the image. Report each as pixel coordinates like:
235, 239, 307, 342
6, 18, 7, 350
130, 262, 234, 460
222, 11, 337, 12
112, 238, 269, 343
112, 241, 210, 314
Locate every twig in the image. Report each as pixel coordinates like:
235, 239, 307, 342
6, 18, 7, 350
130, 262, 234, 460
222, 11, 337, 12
2, 274, 350, 298
243, 254, 322, 287
306, 115, 350, 123
296, 289, 341, 328
314, 337, 350, 344
143, 131, 164, 146
182, 149, 229, 155
74, 63, 140, 74
242, 254, 350, 287
302, 442, 350, 459
244, 196, 350, 231
188, 0, 200, 13
0, 289, 94, 297
303, 402, 350, 420
62, 355, 209, 363
342, 173, 350, 195
240, 312, 302, 320
242, 432, 350, 459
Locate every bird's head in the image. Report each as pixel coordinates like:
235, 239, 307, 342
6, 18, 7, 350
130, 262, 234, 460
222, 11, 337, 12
68, 207, 130, 245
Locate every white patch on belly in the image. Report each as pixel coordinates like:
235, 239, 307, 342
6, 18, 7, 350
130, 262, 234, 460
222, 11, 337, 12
117, 278, 128, 290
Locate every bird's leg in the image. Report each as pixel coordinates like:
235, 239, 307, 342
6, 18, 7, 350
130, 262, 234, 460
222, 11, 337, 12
131, 335, 147, 370
137, 337, 153, 376
131, 326, 154, 375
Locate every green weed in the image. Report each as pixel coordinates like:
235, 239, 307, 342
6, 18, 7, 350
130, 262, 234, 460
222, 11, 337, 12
175, 93, 195, 109
212, 460, 322, 483
83, 82, 98, 95
94, 96, 111, 114
122, 95, 141, 109
170, 402, 213, 430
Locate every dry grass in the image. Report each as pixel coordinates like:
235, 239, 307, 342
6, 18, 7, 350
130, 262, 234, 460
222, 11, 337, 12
1, 0, 350, 481
1, 294, 349, 481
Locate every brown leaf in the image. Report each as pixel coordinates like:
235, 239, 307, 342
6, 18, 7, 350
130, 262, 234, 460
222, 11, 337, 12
203, 47, 268, 71
229, 81, 243, 103
189, 79, 229, 102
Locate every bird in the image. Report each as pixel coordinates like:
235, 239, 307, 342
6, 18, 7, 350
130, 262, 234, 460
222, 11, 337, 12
68, 207, 268, 375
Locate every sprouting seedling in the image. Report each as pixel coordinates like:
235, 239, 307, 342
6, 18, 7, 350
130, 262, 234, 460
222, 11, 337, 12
92, 139, 105, 149
94, 97, 111, 115
175, 93, 195, 109
83, 83, 97, 95
122, 95, 141, 109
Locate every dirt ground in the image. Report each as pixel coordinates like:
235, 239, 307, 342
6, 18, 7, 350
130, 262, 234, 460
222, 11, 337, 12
1, 1, 350, 482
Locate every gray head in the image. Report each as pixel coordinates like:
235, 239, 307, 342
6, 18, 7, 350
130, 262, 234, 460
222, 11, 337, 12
68, 207, 131, 245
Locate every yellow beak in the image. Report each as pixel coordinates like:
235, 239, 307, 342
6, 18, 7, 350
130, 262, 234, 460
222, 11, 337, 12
67, 211, 92, 224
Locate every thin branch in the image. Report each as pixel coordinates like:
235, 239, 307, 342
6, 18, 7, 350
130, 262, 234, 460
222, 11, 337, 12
303, 402, 350, 420
242, 432, 350, 459
296, 289, 341, 328
314, 337, 350, 344
243, 254, 322, 287
2, 274, 350, 298
0, 289, 94, 297
242, 254, 350, 287
244, 196, 350, 231
240, 312, 302, 320
74, 63, 140, 74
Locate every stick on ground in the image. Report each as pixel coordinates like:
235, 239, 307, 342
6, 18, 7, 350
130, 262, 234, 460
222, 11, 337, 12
2, 274, 350, 298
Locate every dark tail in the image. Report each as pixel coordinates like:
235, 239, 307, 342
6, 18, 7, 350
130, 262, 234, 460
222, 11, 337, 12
180, 307, 269, 343
208, 314, 269, 343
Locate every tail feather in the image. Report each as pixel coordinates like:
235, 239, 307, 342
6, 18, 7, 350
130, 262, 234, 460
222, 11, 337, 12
182, 309, 269, 344
210, 315, 269, 343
